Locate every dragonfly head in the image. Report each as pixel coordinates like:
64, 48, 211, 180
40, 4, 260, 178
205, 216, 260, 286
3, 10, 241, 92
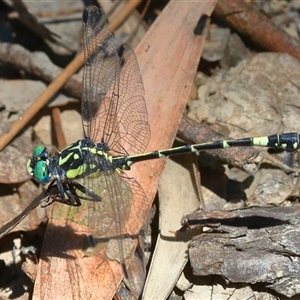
27, 146, 52, 184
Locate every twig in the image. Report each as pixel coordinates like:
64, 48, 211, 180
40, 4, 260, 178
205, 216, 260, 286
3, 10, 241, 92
213, 1, 300, 60
0, 1, 141, 152
0, 43, 82, 99
51, 107, 67, 149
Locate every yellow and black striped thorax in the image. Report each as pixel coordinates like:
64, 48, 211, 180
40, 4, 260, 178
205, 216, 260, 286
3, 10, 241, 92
53, 138, 120, 180
27, 138, 131, 185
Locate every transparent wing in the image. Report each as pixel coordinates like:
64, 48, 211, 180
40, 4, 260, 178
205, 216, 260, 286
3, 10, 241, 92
82, 6, 150, 155
77, 6, 151, 274
86, 169, 147, 264
65, 159, 148, 268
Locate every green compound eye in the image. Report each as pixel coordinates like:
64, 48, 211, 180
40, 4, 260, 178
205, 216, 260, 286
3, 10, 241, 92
32, 146, 48, 160
27, 146, 51, 180
34, 160, 51, 183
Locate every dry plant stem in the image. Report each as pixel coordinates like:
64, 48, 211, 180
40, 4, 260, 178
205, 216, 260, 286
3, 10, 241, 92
51, 107, 67, 149
108, 0, 142, 29
123, 0, 151, 45
214, 1, 300, 60
11, 0, 59, 43
0, 0, 141, 152
0, 43, 82, 99
0, 50, 84, 152
106, 0, 122, 17
177, 116, 262, 172
192, 154, 205, 210
263, 151, 299, 173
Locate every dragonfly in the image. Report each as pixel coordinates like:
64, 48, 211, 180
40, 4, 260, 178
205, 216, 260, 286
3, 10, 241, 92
1, 5, 300, 276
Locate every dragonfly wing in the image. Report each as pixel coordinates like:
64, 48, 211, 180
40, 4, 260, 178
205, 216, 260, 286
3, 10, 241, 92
81, 6, 150, 155
81, 6, 120, 141
72, 150, 149, 272
81, 168, 136, 267
79, 5, 150, 276
105, 45, 150, 155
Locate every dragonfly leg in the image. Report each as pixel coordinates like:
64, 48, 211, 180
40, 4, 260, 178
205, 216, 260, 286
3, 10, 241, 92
72, 181, 102, 202
64, 183, 82, 206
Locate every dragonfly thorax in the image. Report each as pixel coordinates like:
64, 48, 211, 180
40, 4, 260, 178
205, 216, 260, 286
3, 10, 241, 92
27, 138, 114, 184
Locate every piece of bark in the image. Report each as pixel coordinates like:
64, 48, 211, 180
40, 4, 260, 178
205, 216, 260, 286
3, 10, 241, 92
186, 206, 300, 298
213, 1, 300, 60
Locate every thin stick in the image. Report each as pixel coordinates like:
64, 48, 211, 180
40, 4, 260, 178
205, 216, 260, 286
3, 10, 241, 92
51, 107, 67, 149
0, 0, 141, 152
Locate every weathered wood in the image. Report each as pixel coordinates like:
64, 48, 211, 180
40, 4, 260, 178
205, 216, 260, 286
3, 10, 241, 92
186, 206, 300, 298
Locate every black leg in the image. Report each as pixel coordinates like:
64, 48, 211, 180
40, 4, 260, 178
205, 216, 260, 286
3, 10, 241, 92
72, 181, 102, 202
